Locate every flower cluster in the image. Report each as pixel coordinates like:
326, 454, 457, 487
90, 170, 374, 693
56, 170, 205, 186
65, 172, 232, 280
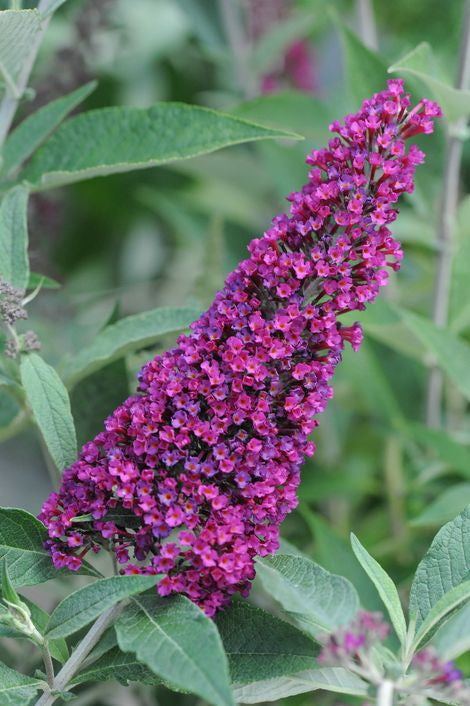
0, 277, 41, 358
319, 613, 470, 705
413, 648, 470, 705
318, 610, 390, 667
39, 81, 440, 616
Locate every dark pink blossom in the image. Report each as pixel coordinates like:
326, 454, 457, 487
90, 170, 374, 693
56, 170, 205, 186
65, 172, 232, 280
39, 81, 440, 616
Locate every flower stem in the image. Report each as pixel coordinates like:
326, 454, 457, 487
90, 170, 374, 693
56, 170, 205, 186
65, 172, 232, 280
377, 680, 395, 706
34, 604, 122, 706
426, 0, 470, 427
42, 644, 55, 689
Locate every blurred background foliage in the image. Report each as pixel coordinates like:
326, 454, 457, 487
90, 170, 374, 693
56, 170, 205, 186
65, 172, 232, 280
1, 0, 469, 703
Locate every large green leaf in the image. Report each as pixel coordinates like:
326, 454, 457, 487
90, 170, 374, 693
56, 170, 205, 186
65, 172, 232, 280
0, 508, 97, 587
412, 581, 470, 652
215, 601, 318, 685
0, 10, 41, 94
46, 575, 158, 639
410, 505, 470, 627
21, 102, 301, 190
389, 43, 470, 123
116, 594, 234, 706
256, 554, 359, 638
432, 601, 470, 660
62, 306, 200, 388
0, 661, 44, 705
20, 353, 77, 471
0, 186, 29, 291
70, 646, 161, 686
398, 307, 470, 402
350, 534, 407, 646
232, 668, 367, 703
2, 82, 96, 176
412, 485, 470, 527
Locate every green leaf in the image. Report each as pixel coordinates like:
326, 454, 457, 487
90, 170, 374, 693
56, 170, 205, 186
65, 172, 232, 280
20, 353, 77, 471
71, 358, 129, 448
1, 559, 20, 606
299, 509, 383, 613
256, 554, 359, 637
432, 601, 470, 660
0, 186, 29, 291
116, 594, 234, 706
397, 307, 470, 402
232, 668, 367, 703
412, 485, 470, 527
350, 533, 407, 646
0, 660, 44, 705
27, 272, 60, 290
410, 505, 470, 627
250, 11, 318, 75
23, 598, 68, 663
337, 22, 389, 107
62, 305, 200, 387
0, 508, 98, 587
412, 581, 470, 652
21, 102, 302, 190
0, 507, 61, 587
2, 82, 96, 176
70, 646, 161, 686
45, 575, 158, 639
0, 10, 41, 95
389, 43, 470, 124
215, 601, 318, 685
406, 423, 470, 478
230, 92, 333, 142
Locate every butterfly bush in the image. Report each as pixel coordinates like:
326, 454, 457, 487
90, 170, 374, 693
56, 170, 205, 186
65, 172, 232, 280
40, 81, 440, 616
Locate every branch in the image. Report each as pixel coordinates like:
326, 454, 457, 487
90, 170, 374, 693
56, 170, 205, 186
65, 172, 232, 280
426, 0, 470, 427
355, 0, 378, 51
34, 604, 122, 706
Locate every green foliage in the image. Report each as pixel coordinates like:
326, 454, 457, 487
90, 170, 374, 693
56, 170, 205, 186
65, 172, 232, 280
350, 533, 407, 645
0, 507, 96, 587
21, 103, 301, 190
0, 10, 41, 96
337, 22, 389, 106
232, 668, 367, 703
70, 646, 161, 687
0, 660, 44, 705
412, 484, 470, 526
62, 306, 200, 387
412, 580, 470, 651
410, 505, 470, 627
389, 43, 470, 123
398, 307, 470, 402
215, 601, 318, 684
0, 186, 29, 291
45, 575, 159, 639
432, 601, 470, 660
20, 352, 77, 471
256, 554, 360, 637
116, 594, 234, 706
1, 82, 96, 176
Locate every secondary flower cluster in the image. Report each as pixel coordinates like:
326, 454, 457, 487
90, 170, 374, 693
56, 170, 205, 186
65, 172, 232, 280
40, 81, 440, 616
320, 614, 470, 705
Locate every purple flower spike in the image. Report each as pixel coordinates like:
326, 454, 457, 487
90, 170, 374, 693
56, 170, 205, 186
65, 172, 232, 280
39, 81, 440, 616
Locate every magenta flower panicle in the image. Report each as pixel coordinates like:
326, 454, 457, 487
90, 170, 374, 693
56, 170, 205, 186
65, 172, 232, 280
39, 81, 441, 616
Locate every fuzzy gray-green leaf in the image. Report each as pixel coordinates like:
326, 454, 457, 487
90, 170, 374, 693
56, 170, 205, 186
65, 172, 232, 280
20, 353, 77, 471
